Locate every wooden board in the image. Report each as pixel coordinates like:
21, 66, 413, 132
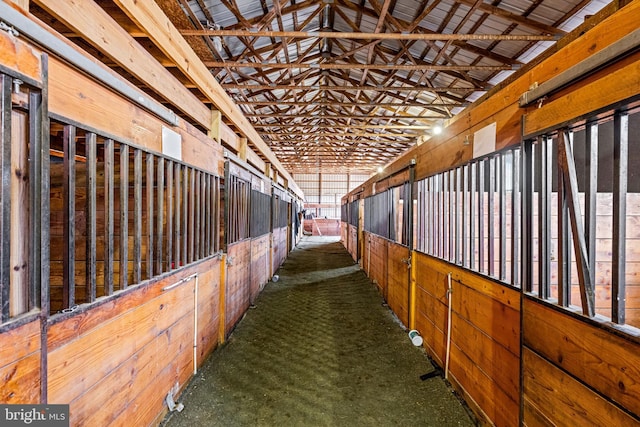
0, 29, 42, 83
0, 320, 41, 404
366, 233, 388, 299
225, 240, 251, 336
250, 234, 270, 303
523, 347, 640, 426
523, 298, 640, 416
387, 242, 410, 327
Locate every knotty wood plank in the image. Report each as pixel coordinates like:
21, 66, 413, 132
0, 353, 40, 404
523, 298, 640, 414
10, 110, 29, 316
225, 240, 251, 336
0, 319, 40, 366
387, 242, 410, 326
523, 347, 640, 426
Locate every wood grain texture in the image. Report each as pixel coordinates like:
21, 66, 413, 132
225, 240, 251, 336
387, 242, 410, 326
0, 320, 41, 404
523, 347, 640, 426
0, 29, 42, 83
523, 298, 640, 416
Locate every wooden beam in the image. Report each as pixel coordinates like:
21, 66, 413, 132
33, 0, 210, 127
109, 0, 303, 198
209, 109, 222, 142
253, 124, 433, 129
238, 101, 465, 108
205, 61, 512, 71
181, 29, 556, 41
223, 84, 480, 92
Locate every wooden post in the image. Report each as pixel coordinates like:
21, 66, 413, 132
238, 137, 248, 161
209, 110, 221, 142
219, 253, 227, 344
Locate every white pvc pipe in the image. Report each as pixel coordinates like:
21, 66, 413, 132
445, 272, 453, 380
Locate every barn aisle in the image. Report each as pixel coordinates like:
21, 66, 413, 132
162, 236, 474, 426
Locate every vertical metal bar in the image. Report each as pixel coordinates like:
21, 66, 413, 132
462, 165, 468, 267
174, 163, 181, 267
205, 174, 211, 255
558, 138, 570, 307
133, 148, 142, 284
189, 167, 195, 262
146, 153, 154, 279
104, 139, 114, 295
442, 172, 448, 258
119, 144, 129, 289
470, 162, 476, 270
166, 160, 173, 271
194, 170, 201, 259
455, 168, 461, 264
426, 177, 432, 254
512, 149, 520, 288
201, 172, 207, 257
488, 157, 495, 276
214, 176, 220, 252
522, 140, 534, 293
29, 84, 44, 317
0, 75, 12, 321
85, 133, 97, 302
585, 123, 598, 290
613, 113, 628, 324
450, 170, 455, 262
156, 157, 164, 274
539, 137, 551, 299
478, 159, 485, 273
499, 153, 507, 280
182, 166, 188, 266
63, 126, 76, 307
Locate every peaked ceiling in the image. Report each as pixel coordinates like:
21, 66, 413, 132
32, 0, 610, 175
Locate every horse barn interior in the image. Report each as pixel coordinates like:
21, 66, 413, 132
1, 0, 640, 425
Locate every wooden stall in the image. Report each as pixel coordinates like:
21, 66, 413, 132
342, 2, 640, 425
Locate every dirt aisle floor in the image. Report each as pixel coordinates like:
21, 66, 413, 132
162, 236, 475, 426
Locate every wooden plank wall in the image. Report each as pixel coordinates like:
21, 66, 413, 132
364, 233, 388, 300
413, 254, 521, 426
46, 258, 220, 426
347, 224, 358, 262
387, 242, 410, 327
225, 241, 251, 337
250, 234, 270, 303
522, 299, 640, 425
272, 226, 288, 273
0, 320, 41, 403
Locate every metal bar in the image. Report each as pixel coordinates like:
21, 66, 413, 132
538, 137, 552, 299
0, 74, 12, 321
194, 170, 201, 259
511, 149, 520, 287
557, 137, 570, 307
133, 148, 142, 284
104, 138, 114, 295
63, 125, 76, 307
449, 170, 455, 262
488, 157, 495, 276
189, 167, 195, 262
174, 163, 181, 267
455, 167, 461, 265
560, 130, 595, 316
119, 144, 129, 289
478, 160, 485, 273
442, 172, 448, 259
146, 153, 154, 279
426, 177, 432, 254
167, 160, 173, 271
612, 113, 628, 324
499, 153, 507, 280
585, 123, 598, 288
29, 83, 44, 317
85, 133, 97, 302
205, 174, 211, 256
182, 167, 188, 266
522, 140, 534, 293
156, 157, 164, 274
470, 163, 476, 270
462, 165, 468, 267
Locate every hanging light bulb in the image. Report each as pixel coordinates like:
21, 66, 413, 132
433, 125, 443, 135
